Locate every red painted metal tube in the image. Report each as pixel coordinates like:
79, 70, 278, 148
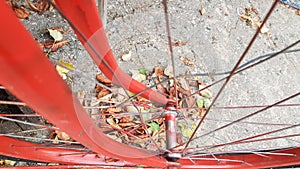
54, 0, 169, 105
0, 136, 135, 166
0, 1, 169, 167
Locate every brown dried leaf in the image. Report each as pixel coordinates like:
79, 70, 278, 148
27, 0, 50, 13
56, 131, 71, 141
118, 122, 136, 128
179, 56, 195, 66
106, 107, 121, 113
49, 26, 64, 33
157, 118, 164, 125
120, 116, 134, 123
41, 40, 70, 52
138, 134, 149, 139
154, 66, 164, 78
96, 74, 111, 84
137, 96, 149, 102
26, 0, 39, 12
155, 79, 168, 95
97, 88, 111, 99
36, 0, 50, 13
52, 40, 70, 51
6, 0, 30, 19
40, 41, 53, 48
239, 7, 269, 34
199, 108, 205, 117
171, 40, 187, 47
13, 6, 30, 19
94, 84, 102, 93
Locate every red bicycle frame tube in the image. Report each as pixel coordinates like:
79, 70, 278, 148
54, 0, 169, 105
0, 136, 135, 167
0, 1, 171, 167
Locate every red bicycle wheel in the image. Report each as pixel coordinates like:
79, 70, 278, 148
0, 0, 300, 168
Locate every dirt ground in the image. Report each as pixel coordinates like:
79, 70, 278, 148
1, 0, 300, 168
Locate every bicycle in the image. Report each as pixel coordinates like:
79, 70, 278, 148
0, 0, 300, 168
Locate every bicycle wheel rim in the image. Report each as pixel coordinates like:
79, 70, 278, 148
0, 0, 300, 168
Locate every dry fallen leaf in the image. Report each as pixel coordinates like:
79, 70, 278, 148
2, 160, 16, 166
41, 40, 70, 52
121, 51, 132, 61
97, 88, 111, 99
179, 56, 195, 66
96, 74, 112, 84
107, 118, 122, 129
36, 0, 50, 13
239, 7, 270, 34
118, 122, 136, 128
56, 131, 71, 141
48, 28, 63, 41
26, 0, 51, 13
178, 123, 196, 138
131, 70, 146, 82
14, 6, 30, 19
171, 40, 187, 47
55, 60, 74, 80
198, 85, 212, 98
156, 82, 168, 96
119, 116, 134, 123
154, 66, 164, 78
107, 107, 122, 114
6, 0, 30, 19
199, 7, 206, 15
137, 96, 150, 102
138, 134, 149, 139
7, 1, 31, 19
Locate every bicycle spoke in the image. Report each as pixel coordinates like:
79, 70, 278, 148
50, 0, 169, 105
181, 38, 300, 112
182, 91, 300, 149
196, 130, 300, 151
1, 0, 299, 168
0, 116, 57, 130
184, 0, 282, 149
162, 0, 178, 107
